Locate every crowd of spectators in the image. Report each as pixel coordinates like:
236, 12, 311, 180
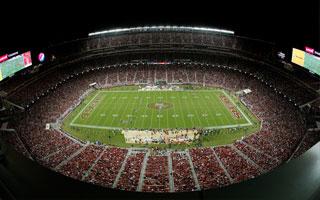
171, 152, 197, 192
85, 147, 128, 188
116, 152, 145, 191
41, 143, 83, 169
214, 146, 261, 183
0, 59, 318, 192
142, 155, 170, 192
234, 141, 281, 171
189, 148, 231, 189
57, 144, 104, 180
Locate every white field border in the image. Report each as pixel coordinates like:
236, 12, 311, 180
69, 89, 253, 130
220, 90, 252, 125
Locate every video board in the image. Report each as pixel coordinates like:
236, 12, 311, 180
0, 51, 32, 81
304, 52, 320, 75
291, 48, 320, 76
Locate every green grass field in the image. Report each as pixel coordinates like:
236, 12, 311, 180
61, 86, 260, 149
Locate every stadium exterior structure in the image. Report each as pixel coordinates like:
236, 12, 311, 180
0, 26, 319, 199
39, 26, 315, 95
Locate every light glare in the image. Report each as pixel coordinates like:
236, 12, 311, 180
88, 26, 234, 36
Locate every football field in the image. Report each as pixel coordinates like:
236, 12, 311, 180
68, 89, 252, 130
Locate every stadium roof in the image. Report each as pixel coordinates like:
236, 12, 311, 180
88, 26, 235, 37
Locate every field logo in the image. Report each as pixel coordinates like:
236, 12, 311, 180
148, 102, 173, 110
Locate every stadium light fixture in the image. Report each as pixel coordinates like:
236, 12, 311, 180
88, 26, 234, 37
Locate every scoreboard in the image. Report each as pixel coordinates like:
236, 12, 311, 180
0, 51, 32, 81
291, 48, 320, 76
304, 52, 320, 75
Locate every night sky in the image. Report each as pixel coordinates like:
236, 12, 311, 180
0, 0, 318, 54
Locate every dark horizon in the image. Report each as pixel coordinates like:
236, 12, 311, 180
0, 1, 318, 54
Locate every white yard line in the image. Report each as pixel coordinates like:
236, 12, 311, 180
184, 93, 196, 127
165, 91, 170, 128
200, 92, 217, 127
104, 93, 122, 126
206, 92, 225, 126
91, 94, 110, 126
197, 93, 212, 127
176, 93, 189, 128
169, 93, 179, 128
131, 93, 145, 128
189, 93, 203, 126
157, 94, 161, 129
149, 94, 155, 129
113, 93, 133, 129
141, 93, 150, 128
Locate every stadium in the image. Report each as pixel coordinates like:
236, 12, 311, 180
0, 3, 319, 199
